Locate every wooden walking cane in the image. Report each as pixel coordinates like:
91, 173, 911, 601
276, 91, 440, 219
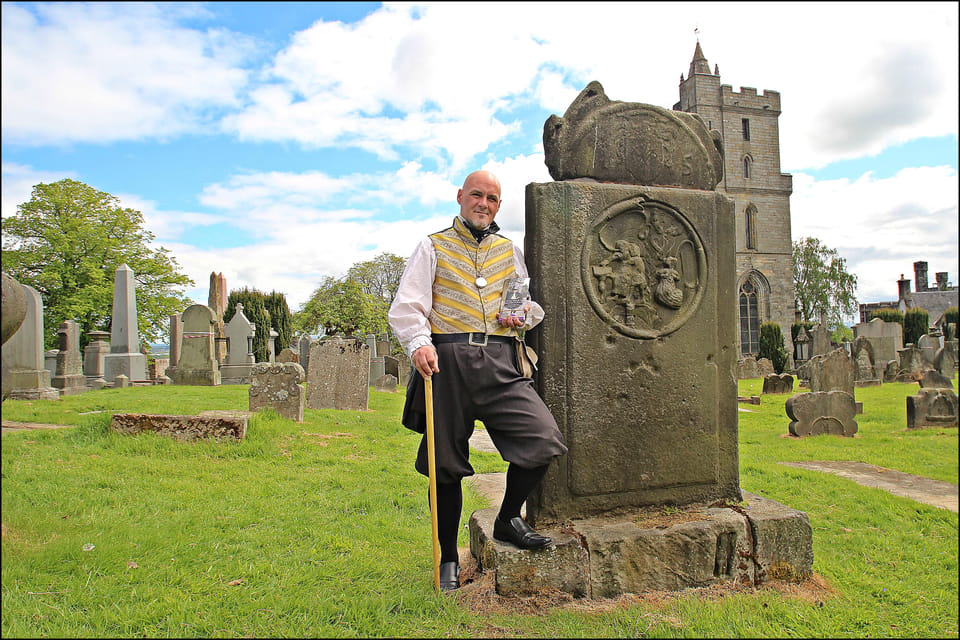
424, 375, 441, 592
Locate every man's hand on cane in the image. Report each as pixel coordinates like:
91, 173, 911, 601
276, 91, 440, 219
413, 345, 439, 380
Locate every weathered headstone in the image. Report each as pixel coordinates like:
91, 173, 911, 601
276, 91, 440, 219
1, 284, 59, 400
373, 373, 398, 392
852, 337, 881, 387
103, 264, 147, 382
810, 319, 832, 358
907, 383, 958, 429
737, 355, 759, 379
51, 320, 87, 396
221, 303, 256, 385
762, 373, 794, 395
83, 330, 110, 385
305, 337, 370, 411
298, 336, 314, 373
756, 358, 774, 378
786, 390, 858, 437
208, 272, 228, 365
169, 313, 183, 368
934, 347, 956, 378
170, 305, 221, 385
808, 348, 854, 397
44, 349, 58, 377
853, 317, 902, 364
896, 345, 925, 382
1, 272, 29, 401
113, 374, 129, 388
917, 334, 941, 368
474, 81, 811, 598
249, 362, 305, 422
276, 348, 299, 363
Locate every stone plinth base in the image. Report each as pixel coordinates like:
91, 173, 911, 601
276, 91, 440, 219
170, 368, 221, 386
7, 386, 59, 400
469, 491, 812, 598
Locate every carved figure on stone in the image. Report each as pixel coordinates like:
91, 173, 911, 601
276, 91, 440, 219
583, 196, 706, 339
543, 81, 724, 189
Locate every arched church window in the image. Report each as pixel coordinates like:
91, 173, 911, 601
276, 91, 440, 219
743, 155, 752, 179
739, 280, 760, 355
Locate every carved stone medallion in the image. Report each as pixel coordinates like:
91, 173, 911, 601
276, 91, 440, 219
581, 196, 706, 339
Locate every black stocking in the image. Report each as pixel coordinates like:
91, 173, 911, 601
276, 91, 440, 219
432, 481, 462, 564
498, 463, 549, 522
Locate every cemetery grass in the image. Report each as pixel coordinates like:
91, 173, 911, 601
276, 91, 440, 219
0, 380, 955, 638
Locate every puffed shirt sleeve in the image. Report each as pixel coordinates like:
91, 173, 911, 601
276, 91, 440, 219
388, 237, 437, 359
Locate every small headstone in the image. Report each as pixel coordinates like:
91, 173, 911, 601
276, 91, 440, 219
44, 349, 58, 377
786, 391, 858, 437
737, 355, 759, 379
298, 336, 314, 373
373, 373, 398, 393
809, 348, 855, 397
305, 337, 370, 411
934, 347, 956, 378
906, 389, 958, 429
756, 358, 774, 378
114, 374, 129, 388
169, 313, 183, 368
852, 337, 881, 387
249, 362, 305, 422
919, 369, 954, 390
149, 358, 170, 380
896, 345, 925, 382
51, 320, 87, 396
276, 348, 299, 363
917, 334, 941, 367
761, 373, 793, 395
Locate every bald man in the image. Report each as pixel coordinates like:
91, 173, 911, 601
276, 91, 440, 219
389, 170, 567, 592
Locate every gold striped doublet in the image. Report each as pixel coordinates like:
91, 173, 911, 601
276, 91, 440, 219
429, 218, 517, 336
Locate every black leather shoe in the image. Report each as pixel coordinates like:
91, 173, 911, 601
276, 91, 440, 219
493, 516, 552, 549
439, 561, 460, 591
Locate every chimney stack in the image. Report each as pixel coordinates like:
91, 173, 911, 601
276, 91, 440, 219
914, 261, 929, 292
897, 274, 912, 300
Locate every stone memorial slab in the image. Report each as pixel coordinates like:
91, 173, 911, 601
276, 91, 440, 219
525, 177, 738, 521
934, 347, 956, 378
918, 369, 954, 390
896, 345, 925, 382
170, 304, 220, 386
852, 337, 881, 387
51, 320, 87, 396
305, 337, 370, 411
737, 355, 759, 379
810, 321, 832, 358
809, 348, 854, 397
756, 358, 774, 378
2, 284, 58, 400
917, 334, 941, 367
853, 317, 902, 364
169, 313, 183, 368
786, 390, 858, 437
44, 349, 58, 377
249, 362, 305, 422
111, 412, 247, 441
907, 388, 958, 429
103, 264, 147, 382
276, 348, 299, 363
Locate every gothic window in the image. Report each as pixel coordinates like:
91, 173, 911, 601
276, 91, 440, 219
741, 118, 750, 140
739, 280, 760, 355
743, 155, 752, 178
745, 204, 758, 250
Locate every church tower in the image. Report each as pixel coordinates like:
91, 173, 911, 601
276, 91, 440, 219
674, 42, 796, 359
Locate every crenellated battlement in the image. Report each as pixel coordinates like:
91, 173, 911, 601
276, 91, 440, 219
721, 85, 780, 111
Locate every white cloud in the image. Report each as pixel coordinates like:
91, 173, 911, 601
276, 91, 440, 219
0, 162, 76, 220
791, 165, 959, 303
1, 3, 253, 144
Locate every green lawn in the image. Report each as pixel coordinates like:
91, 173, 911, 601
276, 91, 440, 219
2, 377, 957, 638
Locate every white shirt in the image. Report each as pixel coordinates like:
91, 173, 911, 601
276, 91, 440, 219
388, 233, 545, 358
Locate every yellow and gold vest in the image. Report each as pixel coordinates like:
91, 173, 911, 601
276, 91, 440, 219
429, 217, 517, 336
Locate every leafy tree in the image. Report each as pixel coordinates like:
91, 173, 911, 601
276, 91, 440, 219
294, 276, 388, 338
1, 179, 192, 349
346, 252, 407, 309
944, 306, 958, 327
903, 308, 929, 347
759, 322, 789, 374
792, 237, 858, 332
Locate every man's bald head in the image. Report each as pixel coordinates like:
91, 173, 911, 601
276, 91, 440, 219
457, 171, 502, 230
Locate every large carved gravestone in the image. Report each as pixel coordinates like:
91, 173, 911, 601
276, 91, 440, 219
2, 272, 29, 401
221, 303, 256, 385
470, 82, 812, 598
2, 284, 59, 400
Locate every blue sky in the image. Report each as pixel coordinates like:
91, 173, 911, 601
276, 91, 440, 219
2, 2, 957, 320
